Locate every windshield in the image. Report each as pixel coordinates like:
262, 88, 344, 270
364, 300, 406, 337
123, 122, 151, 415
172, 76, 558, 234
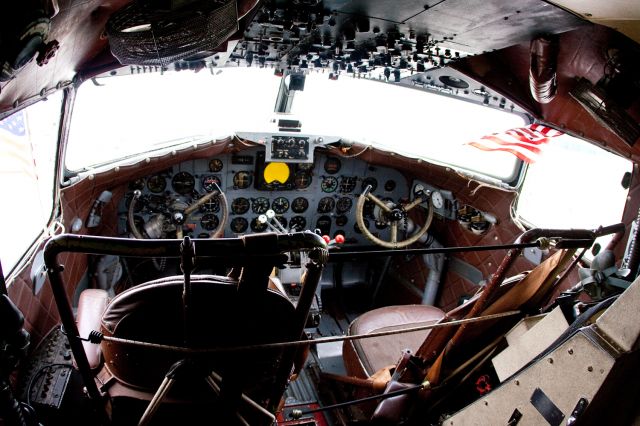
67, 68, 525, 181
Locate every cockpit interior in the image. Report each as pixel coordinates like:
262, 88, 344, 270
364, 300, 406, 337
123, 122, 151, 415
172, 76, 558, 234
1, 0, 640, 425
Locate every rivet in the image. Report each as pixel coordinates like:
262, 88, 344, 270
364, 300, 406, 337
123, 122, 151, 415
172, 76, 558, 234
484, 401, 488, 406
548, 357, 553, 364
514, 380, 519, 385
114, 166, 120, 173
568, 349, 573, 355
488, 262, 492, 267
587, 366, 593, 372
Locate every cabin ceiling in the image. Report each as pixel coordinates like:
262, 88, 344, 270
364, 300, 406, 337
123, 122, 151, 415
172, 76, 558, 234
0, 0, 639, 158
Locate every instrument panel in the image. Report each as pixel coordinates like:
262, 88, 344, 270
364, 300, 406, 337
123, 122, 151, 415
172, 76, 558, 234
117, 146, 449, 246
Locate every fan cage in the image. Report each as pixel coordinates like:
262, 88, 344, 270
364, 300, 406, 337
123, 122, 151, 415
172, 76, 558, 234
106, 0, 238, 66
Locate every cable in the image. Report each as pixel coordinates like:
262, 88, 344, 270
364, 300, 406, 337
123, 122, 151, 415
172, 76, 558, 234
25, 363, 73, 407
90, 310, 521, 354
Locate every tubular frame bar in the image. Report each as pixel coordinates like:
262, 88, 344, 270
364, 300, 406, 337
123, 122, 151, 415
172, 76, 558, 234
43, 231, 327, 407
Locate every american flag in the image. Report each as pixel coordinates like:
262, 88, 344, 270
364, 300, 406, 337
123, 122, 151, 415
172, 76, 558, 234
0, 110, 37, 178
466, 123, 563, 163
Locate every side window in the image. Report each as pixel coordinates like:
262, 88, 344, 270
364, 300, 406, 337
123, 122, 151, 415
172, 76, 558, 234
0, 92, 63, 275
516, 134, 631, 257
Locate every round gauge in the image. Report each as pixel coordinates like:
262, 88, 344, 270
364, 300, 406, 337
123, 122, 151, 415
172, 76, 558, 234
317, 197, 335, 213
147, 175, 167, 193
233, 171, 252, 189
231, 197, 250, 214
431, 191, 444, 209
336, 197, 353, 214
363, 199, 375, 218
129, 178, 145, 190
172, 171, 195, 195
324, 157, 342, 174
272, 197, 290, 214
209, 158, 223, 173
250, 217, 268, 232
199, 197, 220, 213
200, 213, 219, 231
202, 175, 221, 192
321, 176, 338, 193
361, 177, 378, 192
354, 219, 370, 234
294, 171, 312, 189
385, 180, 396, 192
230, 217, 249, 233
291, 197, 309, 213
297, 163, 314, 171
290, 216, 307, 231
252, 197, 270, 214
275, 216, 288, 229
335, 215, 348, 227
339, 176, 357, 193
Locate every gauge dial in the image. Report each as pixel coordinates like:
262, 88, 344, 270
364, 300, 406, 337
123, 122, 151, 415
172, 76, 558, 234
354, 219, 370, 234
291, 197, 309, 213
340, 176, 357, 193
297, 163, 314, 171
172, 171, 195, 195
199, 197, 219, 213
431, 191, 444, 209
230, 217, 248, 233
250, 217, 268, 232
252, 197, 270, 214
336, 197, 353, 214
233, 171, 252, 189
275, 216, 288, 229
209, 158, 223, 172
129, 178, 145, 190
200, 213, 219, 231
324, 157, 341, 174
361, 177, 378, 192
231, 197, 250, 214
317, 197, 335, 213
272, 197, 289, 214
147, 175, 167, 193
384, 180, 396, 192
335, 215, 348, 227
294, 171, 312, 189
289, 216, 307, 231
321, 176, 338, 193
202, 175, 221, 192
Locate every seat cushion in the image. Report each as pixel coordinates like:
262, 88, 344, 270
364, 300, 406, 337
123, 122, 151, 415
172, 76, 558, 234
343, 305, 445, 377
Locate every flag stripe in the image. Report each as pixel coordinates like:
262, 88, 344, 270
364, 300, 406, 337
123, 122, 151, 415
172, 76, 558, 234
467, 142, 539, 163
466, 124, 563, 163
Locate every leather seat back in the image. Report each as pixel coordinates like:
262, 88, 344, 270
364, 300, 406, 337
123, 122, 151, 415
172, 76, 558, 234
100, 274, 297, 392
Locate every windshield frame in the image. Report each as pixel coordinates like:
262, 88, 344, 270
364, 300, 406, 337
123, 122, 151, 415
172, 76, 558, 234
63, 67, 531, 187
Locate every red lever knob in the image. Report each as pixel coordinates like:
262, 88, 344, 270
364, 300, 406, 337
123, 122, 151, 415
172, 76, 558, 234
322, 235, 331, 243
334, 234, 345, 244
